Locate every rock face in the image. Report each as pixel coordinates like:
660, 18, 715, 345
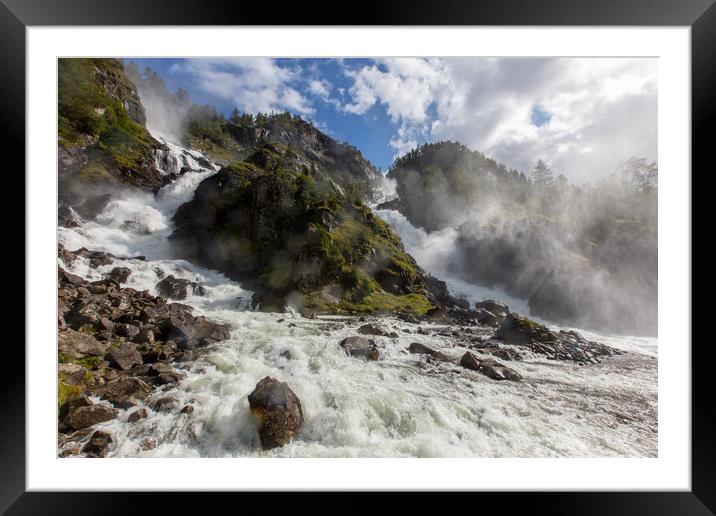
248, 377, 304, 450
475, 300, 509, 319
170, 145, 462, 318
339, 336, 380, 361
495, 313, 619, 363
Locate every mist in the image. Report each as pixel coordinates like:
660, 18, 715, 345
124, 61, 193, 143
381, 143, 657, 336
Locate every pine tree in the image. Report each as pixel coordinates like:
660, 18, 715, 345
531, 159, 554, 186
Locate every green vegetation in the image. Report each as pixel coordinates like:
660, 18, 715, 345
58, 58, 155, 174
58, 376, 84, 410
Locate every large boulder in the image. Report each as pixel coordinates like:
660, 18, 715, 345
65, 403, 119, 430
407, 342, 451, 362
339, 336, 380, 361
474, 300, 509, 319
58, 362, 88, 386
248, 377, 304, 450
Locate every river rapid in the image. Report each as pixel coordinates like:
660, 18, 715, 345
58, 138, 657, 458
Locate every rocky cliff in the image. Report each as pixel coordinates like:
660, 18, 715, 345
58, 58, 166, 214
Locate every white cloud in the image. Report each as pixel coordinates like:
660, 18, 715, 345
173, 58, 314, 115
343, 57, 657, 183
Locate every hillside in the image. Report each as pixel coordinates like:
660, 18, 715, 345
381, 141, 658, 335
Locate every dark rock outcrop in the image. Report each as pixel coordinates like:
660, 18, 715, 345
495, 312, 620, 363
248, 377, 304, 450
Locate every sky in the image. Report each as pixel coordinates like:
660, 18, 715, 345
127, 57, 657, 183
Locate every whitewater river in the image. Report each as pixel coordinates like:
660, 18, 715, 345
58, 139, 658, 458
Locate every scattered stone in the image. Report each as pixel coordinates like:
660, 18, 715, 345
115, 323, 141, 339
58, 329, 110, 359
127, 408, 148, 423
107, 342, 143, 370
357, 323, 395, 337
89, 376, 151, 408
248, 377, 304, 450
107, 267, 132, 283
149, 396, 178, 412
407, 342, 452, 362
81, 430, 113, 457
339, 336, 380, 361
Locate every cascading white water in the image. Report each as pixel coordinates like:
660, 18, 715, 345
58, 141, 657, 458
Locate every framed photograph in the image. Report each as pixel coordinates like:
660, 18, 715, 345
6, 0, 711, 511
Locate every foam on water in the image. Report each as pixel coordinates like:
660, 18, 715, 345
58, 141, 657, 458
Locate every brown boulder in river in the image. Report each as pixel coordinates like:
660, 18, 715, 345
248, 376, 304, 450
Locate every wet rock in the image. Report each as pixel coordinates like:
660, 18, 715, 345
248, 377, 304, 450
89, 376, 151, 409
358, 323, 396, 338
156, 275, 206, 300
65, 403, 119, 431
148, 362, 183, 385
149, 396, 178, 412
408, 342, 451, 362
58, 362, 88, 386
107, 343, 143, 370
107, 266, 132, 283
339, 336, 380, 361
459, 351, 522, 381
58, 329, 110, 359
127, 408, 148, 423
141, 438, 157, 451
460, 351, 482, 371
81, 430, 113, 457
479, 360, 523, 381
180, 404, 194, 414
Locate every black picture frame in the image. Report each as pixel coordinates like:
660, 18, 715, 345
4, 0, 711, 512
